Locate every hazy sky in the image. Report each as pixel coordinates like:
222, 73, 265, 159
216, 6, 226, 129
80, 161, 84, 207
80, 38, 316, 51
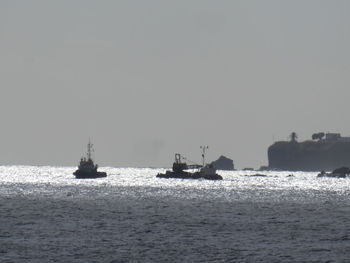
1, 0, 350, 168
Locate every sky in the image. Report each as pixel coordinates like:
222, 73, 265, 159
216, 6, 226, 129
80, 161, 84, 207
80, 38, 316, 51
0, 0, 350, 168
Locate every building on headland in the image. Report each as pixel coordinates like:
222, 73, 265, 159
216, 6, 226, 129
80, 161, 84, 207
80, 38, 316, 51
338, 136, 350, 142
268, 132, 350, 171
325, 133, 341, 141
324, 133, 350, 142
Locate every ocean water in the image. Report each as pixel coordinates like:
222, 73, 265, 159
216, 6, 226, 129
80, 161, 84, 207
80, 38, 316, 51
1, 166, 350, 262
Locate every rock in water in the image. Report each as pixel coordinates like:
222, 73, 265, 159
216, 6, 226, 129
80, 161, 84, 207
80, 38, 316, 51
317, 167, 350, 178
210, 155, 234, 170
332, 167, 350, 175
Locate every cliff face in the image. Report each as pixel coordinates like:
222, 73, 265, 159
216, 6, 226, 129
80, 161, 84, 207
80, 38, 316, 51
268, 140, 350, 171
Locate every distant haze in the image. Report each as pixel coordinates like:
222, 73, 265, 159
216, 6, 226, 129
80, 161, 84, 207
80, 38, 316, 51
1, 1, 350, 168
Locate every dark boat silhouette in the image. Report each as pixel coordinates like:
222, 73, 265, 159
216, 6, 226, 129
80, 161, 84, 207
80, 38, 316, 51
157, 146, 223, 180
73, 141, 107, 179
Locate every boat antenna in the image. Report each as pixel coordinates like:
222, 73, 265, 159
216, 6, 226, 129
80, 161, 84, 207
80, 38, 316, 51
200, 145, 209, 166
87, 139, 93, 160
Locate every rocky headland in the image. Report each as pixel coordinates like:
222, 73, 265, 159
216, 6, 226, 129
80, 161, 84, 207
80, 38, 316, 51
268, 132, 350, 171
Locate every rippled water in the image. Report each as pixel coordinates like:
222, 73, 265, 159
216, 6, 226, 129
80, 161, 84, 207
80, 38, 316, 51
1, 166, 350, 262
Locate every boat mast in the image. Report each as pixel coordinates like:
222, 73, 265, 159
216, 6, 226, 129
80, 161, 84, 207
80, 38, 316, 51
87, 140, 93, 160
200, 145, 208, 166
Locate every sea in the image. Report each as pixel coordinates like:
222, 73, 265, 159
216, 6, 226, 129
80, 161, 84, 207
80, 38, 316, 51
1, 166, 350, 263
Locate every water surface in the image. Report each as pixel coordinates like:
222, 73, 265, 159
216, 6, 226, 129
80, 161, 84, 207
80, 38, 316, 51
1, 166, 349, 262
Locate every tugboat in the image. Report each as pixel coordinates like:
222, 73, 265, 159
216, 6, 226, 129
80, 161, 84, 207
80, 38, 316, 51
156, 146, 223, 180
73, 141, 107, 179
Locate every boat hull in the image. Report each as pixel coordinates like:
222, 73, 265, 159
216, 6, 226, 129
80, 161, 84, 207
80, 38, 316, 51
156, 171, 222, 180
73, 170, 107, 179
